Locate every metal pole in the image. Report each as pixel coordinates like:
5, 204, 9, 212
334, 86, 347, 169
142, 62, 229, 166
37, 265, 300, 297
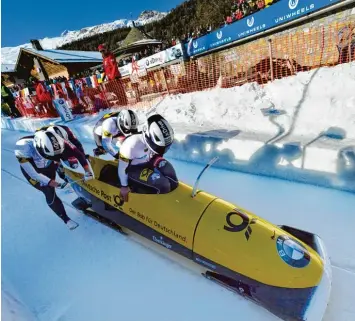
161, 67, 170, 95
268, 39, 274, 82
192, 157, 219, 198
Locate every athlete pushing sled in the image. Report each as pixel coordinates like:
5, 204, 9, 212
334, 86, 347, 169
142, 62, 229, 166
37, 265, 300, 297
15, 129, 93, 230
36, 124, 88, 182
92, 109, 140, 159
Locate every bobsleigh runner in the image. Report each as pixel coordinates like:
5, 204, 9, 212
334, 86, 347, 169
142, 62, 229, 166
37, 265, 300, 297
65, 156, 332, 321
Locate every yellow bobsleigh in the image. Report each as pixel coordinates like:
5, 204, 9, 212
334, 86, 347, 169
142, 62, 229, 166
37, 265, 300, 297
65, 156, 332, 321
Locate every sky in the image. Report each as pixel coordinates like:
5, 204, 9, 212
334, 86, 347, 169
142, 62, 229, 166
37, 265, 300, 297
1, 0, 183, 47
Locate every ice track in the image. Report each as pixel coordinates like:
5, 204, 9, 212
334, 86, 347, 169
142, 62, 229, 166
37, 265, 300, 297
2, 129, 355, 321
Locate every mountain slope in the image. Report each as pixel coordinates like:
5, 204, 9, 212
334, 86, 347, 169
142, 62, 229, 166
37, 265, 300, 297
1, 10, 166, 65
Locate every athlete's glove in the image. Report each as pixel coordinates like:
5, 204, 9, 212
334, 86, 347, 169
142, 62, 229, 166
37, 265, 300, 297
84, 171, 94, 181
57, 181, 69, 189
68, 157, 79, 169
93, 148, 106, 156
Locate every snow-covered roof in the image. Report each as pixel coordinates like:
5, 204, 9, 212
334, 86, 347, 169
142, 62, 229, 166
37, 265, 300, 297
19, 48, 103, 64
130, 39, 162, 46
1, 64, 16, 72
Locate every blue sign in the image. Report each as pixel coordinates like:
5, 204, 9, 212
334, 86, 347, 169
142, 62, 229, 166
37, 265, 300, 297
276, 235, 311, 268
53, 99, 74, 122
186, 0, 343, 56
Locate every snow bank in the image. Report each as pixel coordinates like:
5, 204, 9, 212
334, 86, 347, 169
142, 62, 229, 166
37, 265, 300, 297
2, 62, 355, 193
156, 62, 355, 139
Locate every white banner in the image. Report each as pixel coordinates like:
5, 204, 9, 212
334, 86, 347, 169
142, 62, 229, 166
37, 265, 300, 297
165, 44, 183, 62
144, 51, 166, 69
119, 64, 132, 77
119, 44, 184, 77
53, 99, 74, 122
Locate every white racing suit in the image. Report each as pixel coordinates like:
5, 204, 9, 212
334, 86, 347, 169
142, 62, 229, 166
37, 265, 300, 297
93, 112, 125, 159
118, 134, 178, 194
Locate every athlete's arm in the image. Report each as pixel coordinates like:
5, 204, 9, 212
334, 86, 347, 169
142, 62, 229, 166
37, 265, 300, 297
102, 119, 119, 158
63, 142, 90, 172
63, 126, 85, 153
118, 136, 137, 187
15, 143, 51, 186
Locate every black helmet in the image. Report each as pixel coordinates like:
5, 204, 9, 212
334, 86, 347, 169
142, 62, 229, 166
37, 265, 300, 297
142, 114, 174, 155
117, 109, 139, 136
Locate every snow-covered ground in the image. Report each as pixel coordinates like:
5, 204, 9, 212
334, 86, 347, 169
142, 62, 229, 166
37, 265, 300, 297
1, 10, 166, 65
2, 277, 38, 321
2, 129, 355, 321
156, 62, 355, 139
3, 62, 355, 192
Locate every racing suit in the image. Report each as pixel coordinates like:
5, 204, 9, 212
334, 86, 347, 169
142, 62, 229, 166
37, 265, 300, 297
118, 134, 178, 194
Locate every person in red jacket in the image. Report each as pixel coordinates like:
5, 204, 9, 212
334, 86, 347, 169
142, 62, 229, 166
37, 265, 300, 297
98, 44, 120, 81
34, 80, 58, 117
98, 44, 128, 105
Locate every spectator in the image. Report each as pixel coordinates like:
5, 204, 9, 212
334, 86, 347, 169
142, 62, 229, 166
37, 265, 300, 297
257, 0, 265, 9
235, 7, 244, 20
98, 43, 127, 106
98, 44, 121, 81
34, 79, 58, 117
247, 0, 258, 13
1, 81, 21, 117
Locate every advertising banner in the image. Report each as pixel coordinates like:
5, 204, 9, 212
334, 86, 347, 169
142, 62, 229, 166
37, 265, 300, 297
186, 0, 344, 57
165, 44, 184, 62
119, 64, 132, 77
144, 51, 166, 69
53, 99, 74, 122
119, 44, 184, 77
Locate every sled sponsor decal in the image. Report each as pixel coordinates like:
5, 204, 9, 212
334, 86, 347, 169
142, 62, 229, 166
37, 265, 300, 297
139, 168, 153, 181
276, 235, 310, 268
129, 207, 187, 243
194, 256, 217, 270
81, 181, 123, 209
224, 209, 257, 241
152, 235, 172, 250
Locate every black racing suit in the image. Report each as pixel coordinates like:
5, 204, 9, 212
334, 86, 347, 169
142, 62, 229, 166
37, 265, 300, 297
15, 135, 89, 224
127, 156, 179, 194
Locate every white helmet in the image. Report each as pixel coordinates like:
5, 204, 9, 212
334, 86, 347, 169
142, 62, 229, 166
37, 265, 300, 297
34, 131, 65, 157
117, 109, 139, 136
46, 125, 68, 141
142, 114, 174, 155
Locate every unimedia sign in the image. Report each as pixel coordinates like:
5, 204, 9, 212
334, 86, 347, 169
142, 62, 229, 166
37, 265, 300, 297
186, 0, 344, 56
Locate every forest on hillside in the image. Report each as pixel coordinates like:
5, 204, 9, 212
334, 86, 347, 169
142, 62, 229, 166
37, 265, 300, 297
58, 0, 234, 51
59, 27, 131, 51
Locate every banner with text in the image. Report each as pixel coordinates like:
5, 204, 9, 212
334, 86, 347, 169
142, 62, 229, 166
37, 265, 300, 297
186, 0, 344, 57
119, 44, 184, 77
53, 99, 74, 122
